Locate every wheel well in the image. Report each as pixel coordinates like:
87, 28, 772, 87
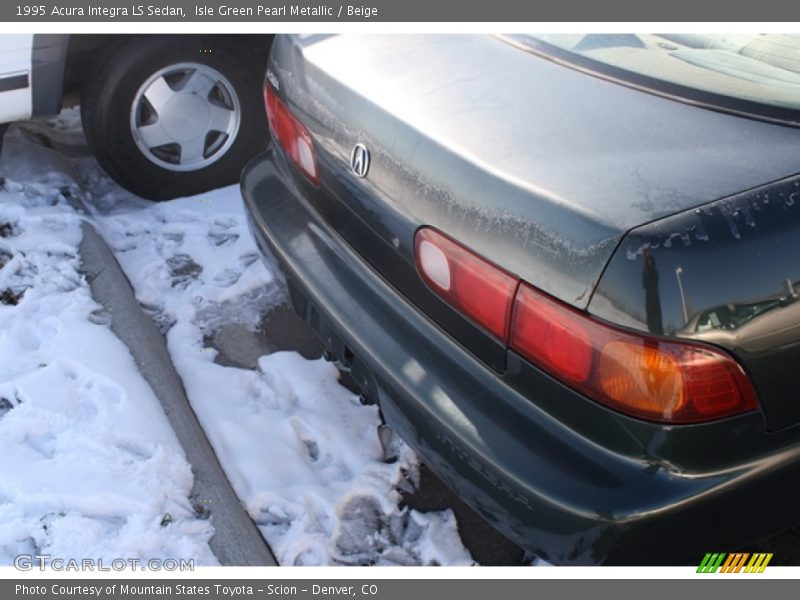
64, 35, 128, 92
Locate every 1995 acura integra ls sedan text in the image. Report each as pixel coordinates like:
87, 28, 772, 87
242, 34, 800, 565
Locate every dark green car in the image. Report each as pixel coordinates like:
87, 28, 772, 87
242, 34, 800, 564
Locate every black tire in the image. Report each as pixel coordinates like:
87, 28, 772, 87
81, 35, 269, 201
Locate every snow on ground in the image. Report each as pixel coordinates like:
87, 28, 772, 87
0, 122, 217, 565
1, 110, 474, 566
83, 167, 472, 568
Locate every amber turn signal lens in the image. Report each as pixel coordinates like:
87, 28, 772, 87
597, 341, 685, 419
594, 339, 757, 422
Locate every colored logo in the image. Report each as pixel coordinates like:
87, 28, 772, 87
697, 552, 773, 573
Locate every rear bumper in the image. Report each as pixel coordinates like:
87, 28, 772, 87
242, 149, 800, 565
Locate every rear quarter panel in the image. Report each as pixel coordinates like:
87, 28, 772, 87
589, 175, 800, 430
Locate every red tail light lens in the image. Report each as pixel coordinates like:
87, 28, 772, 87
510, 284, 593, 384
415, 228, 519, 340
264, 84, 319, 185
510, 283, 758, 423
413, 228, 759, 424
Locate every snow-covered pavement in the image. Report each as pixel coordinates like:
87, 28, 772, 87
0, 119, 217, 566
0, 111, 473, 566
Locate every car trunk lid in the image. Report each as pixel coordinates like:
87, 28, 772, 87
269, 34, 800, 309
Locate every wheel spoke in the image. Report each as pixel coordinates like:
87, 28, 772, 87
142, 75, 176, 114
182, 69, 217, 99
207, 104, 233, 134
179, 137, 207, 164
137, 122, 173, 149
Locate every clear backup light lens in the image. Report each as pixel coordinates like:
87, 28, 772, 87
418, 239, 451, 290
264, 83, 319, 185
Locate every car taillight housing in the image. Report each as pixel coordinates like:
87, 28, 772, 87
414, 226, 759, 424
415, 228, 519, 340
264, 83, 319, 185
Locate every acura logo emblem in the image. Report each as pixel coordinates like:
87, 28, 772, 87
350, 143, 370, 178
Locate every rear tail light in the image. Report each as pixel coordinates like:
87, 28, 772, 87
414, 227, 759, 424
510, 284, 593, 384
415, 228, 518, 340
511, 283, 758, 423
264, 83, 319, 185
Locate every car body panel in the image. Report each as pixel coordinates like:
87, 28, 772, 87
0, 34, 33, 122
0, 34, 73, 123
590, 174, 800, 430
244, 34, 800, 562
270, 34, 800, 308
242, 149, 800, 564
30, 34, 70, 117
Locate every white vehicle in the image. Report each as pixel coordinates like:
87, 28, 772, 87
0, 34, 272, 200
